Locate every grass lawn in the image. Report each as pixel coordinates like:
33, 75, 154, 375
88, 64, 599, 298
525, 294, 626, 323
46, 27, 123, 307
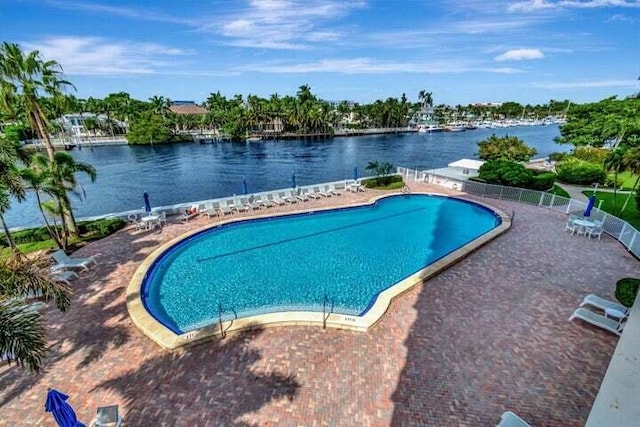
610, 171, 638, 191
583, 190, 640, 229
548, 185, 570, 198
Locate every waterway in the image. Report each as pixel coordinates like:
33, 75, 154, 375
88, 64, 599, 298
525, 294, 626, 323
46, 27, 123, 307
7, 125, 563, 228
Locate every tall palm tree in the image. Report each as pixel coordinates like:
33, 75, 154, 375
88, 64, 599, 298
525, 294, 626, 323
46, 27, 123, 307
0, 42, 75, 160
603, 147, 627, 215
0, 136, 27, 250
620, 147, 640, 214
49, 152, 97, 236
0, 253, 71, 372
20, 154, 65, 248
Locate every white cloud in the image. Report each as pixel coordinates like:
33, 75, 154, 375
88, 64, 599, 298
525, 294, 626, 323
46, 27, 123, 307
532, 79, 640, 88
494, 48, 544, 61
238, 58, 522, 74
22, 36, 192, 76
509, 0, 640, 12
210, 0, 366, 49
606, 12, 637, 21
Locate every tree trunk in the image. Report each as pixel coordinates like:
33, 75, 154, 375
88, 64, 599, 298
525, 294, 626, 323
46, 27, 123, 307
620, 176, 640, 214
31, 108, 55, 161
35, 191, 63, 249
612, 169, 618, 214
0, 214, 18, 252
59, 195, 78, 236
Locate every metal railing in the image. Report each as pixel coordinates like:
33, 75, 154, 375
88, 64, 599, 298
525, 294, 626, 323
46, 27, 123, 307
398, 166, 640, 259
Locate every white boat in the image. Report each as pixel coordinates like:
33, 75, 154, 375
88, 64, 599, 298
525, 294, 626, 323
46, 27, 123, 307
417, 124, 444, 133
444, 123, 466, 132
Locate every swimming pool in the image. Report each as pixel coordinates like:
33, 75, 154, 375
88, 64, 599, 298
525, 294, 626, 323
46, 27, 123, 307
138, 194, 505, 340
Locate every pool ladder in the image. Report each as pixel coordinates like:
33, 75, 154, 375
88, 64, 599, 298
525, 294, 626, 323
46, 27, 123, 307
323, 293, 334, 329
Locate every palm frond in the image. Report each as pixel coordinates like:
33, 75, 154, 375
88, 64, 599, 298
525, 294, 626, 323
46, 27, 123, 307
0, 297, 48, 372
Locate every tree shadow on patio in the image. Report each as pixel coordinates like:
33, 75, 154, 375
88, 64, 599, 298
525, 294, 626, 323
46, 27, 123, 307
92, 327, 300, 426
0, 227, 163, 408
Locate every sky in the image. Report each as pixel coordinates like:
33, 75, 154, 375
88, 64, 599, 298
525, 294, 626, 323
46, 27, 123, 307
1, 0, 639, 105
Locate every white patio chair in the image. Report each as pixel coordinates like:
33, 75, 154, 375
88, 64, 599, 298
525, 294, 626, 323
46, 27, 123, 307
569, 307, 625, 336
51, 250, 98, 272
497, 411, 531, 427
579, 294, 628, 318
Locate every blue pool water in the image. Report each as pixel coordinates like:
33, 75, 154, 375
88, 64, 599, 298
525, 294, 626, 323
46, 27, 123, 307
142, 195, 500, 333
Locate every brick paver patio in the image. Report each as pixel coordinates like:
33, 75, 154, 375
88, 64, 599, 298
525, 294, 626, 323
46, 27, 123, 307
1, 183, 638, 426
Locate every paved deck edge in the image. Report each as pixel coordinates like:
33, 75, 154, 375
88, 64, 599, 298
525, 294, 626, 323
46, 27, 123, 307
126, 192, 511, 351
586, 296, 640, 427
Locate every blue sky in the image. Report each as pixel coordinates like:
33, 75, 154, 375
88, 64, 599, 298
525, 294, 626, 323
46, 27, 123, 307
2, 0, 639, 105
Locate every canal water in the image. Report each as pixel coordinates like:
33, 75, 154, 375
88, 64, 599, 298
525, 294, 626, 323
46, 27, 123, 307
8, 125, 563, 228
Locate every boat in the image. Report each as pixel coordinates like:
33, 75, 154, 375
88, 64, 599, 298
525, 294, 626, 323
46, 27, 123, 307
246, 136, 262, 142
444, 123, 466, 132
417, 124, 444, 133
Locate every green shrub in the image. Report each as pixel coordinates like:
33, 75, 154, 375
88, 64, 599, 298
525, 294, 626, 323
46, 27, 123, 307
528, 171, 557, 190
78, 217, 126, 236
572, 147, 608, 164
615, 278, 640, 307
555, 159, 606, 185
549, 152, 568, 162
0, 217, 126, 248
362, 174, 403, 189
478, 160, 532, 187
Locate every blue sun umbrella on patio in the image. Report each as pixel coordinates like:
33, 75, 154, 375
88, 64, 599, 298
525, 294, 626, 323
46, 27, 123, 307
353, 166, 358, 181
291, 172, 296, 189
242, 177, 248, 195
583, 195, 596, 217
45, 388, 86, 427
143, 191, 151, 214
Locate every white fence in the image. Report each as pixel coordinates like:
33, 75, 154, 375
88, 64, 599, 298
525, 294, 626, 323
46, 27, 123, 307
398, 166, 640, 259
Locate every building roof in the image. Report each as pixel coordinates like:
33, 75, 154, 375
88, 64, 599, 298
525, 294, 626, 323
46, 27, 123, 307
169, 103, 207, 115
447, 159, 484, 170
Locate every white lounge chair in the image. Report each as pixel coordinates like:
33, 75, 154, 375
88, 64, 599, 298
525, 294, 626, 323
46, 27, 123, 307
202, 203, 217, 218
580, 294, 628, 318
296, 189, 309, 202
569, 307, 625, 336
243, 197, 261, 210
270, 194, 286, 206
314, 186, 331, 197
497, 411, 531, 427
305, 188, 322, 199
178, 204, 200, 223
328, 184, 342, 196
52, 270, 78, 286
217, 200, 233, 216
232, 198, 249, 213
280, 192, 295, 204
51, 250, 98, 272
256, 195, 273, 208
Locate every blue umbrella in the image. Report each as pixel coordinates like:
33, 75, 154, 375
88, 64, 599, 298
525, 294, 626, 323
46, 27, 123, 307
242, 177, 248, 195
45, 388, 86, 427
353, 166, 358, 181
291, 172, 296, 189
143, 191, 151, 213
583, 195, 596, 217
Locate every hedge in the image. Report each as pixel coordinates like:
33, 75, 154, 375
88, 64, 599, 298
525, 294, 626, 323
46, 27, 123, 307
0, 217, 126, 248
615, 278, 640, 308
556, 159, 606, 185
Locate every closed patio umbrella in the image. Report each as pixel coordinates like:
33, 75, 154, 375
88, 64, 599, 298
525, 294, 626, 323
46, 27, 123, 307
353, 166, 358, 181
583, 195, 596, 217
242, 177, 248, 195
45, 388, 86, 427
292, 172, 296, 189
143, 192, 151, 214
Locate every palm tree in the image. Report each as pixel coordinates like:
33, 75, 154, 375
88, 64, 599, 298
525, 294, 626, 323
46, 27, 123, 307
0, 42, 75, 160
0, 136, 27, 250
0, 253, 71, 372
620, 147, 640, 214
20, 154, 66, 248
49, 152, 97, 235
603, 147, 627, 215
418, 90, 433, 109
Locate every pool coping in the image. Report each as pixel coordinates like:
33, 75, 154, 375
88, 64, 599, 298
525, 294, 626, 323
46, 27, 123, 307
127, 192, 512, 350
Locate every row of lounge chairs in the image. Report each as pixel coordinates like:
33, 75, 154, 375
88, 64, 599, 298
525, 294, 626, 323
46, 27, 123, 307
569, 293, 628, 336
198, 184, 345, 219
